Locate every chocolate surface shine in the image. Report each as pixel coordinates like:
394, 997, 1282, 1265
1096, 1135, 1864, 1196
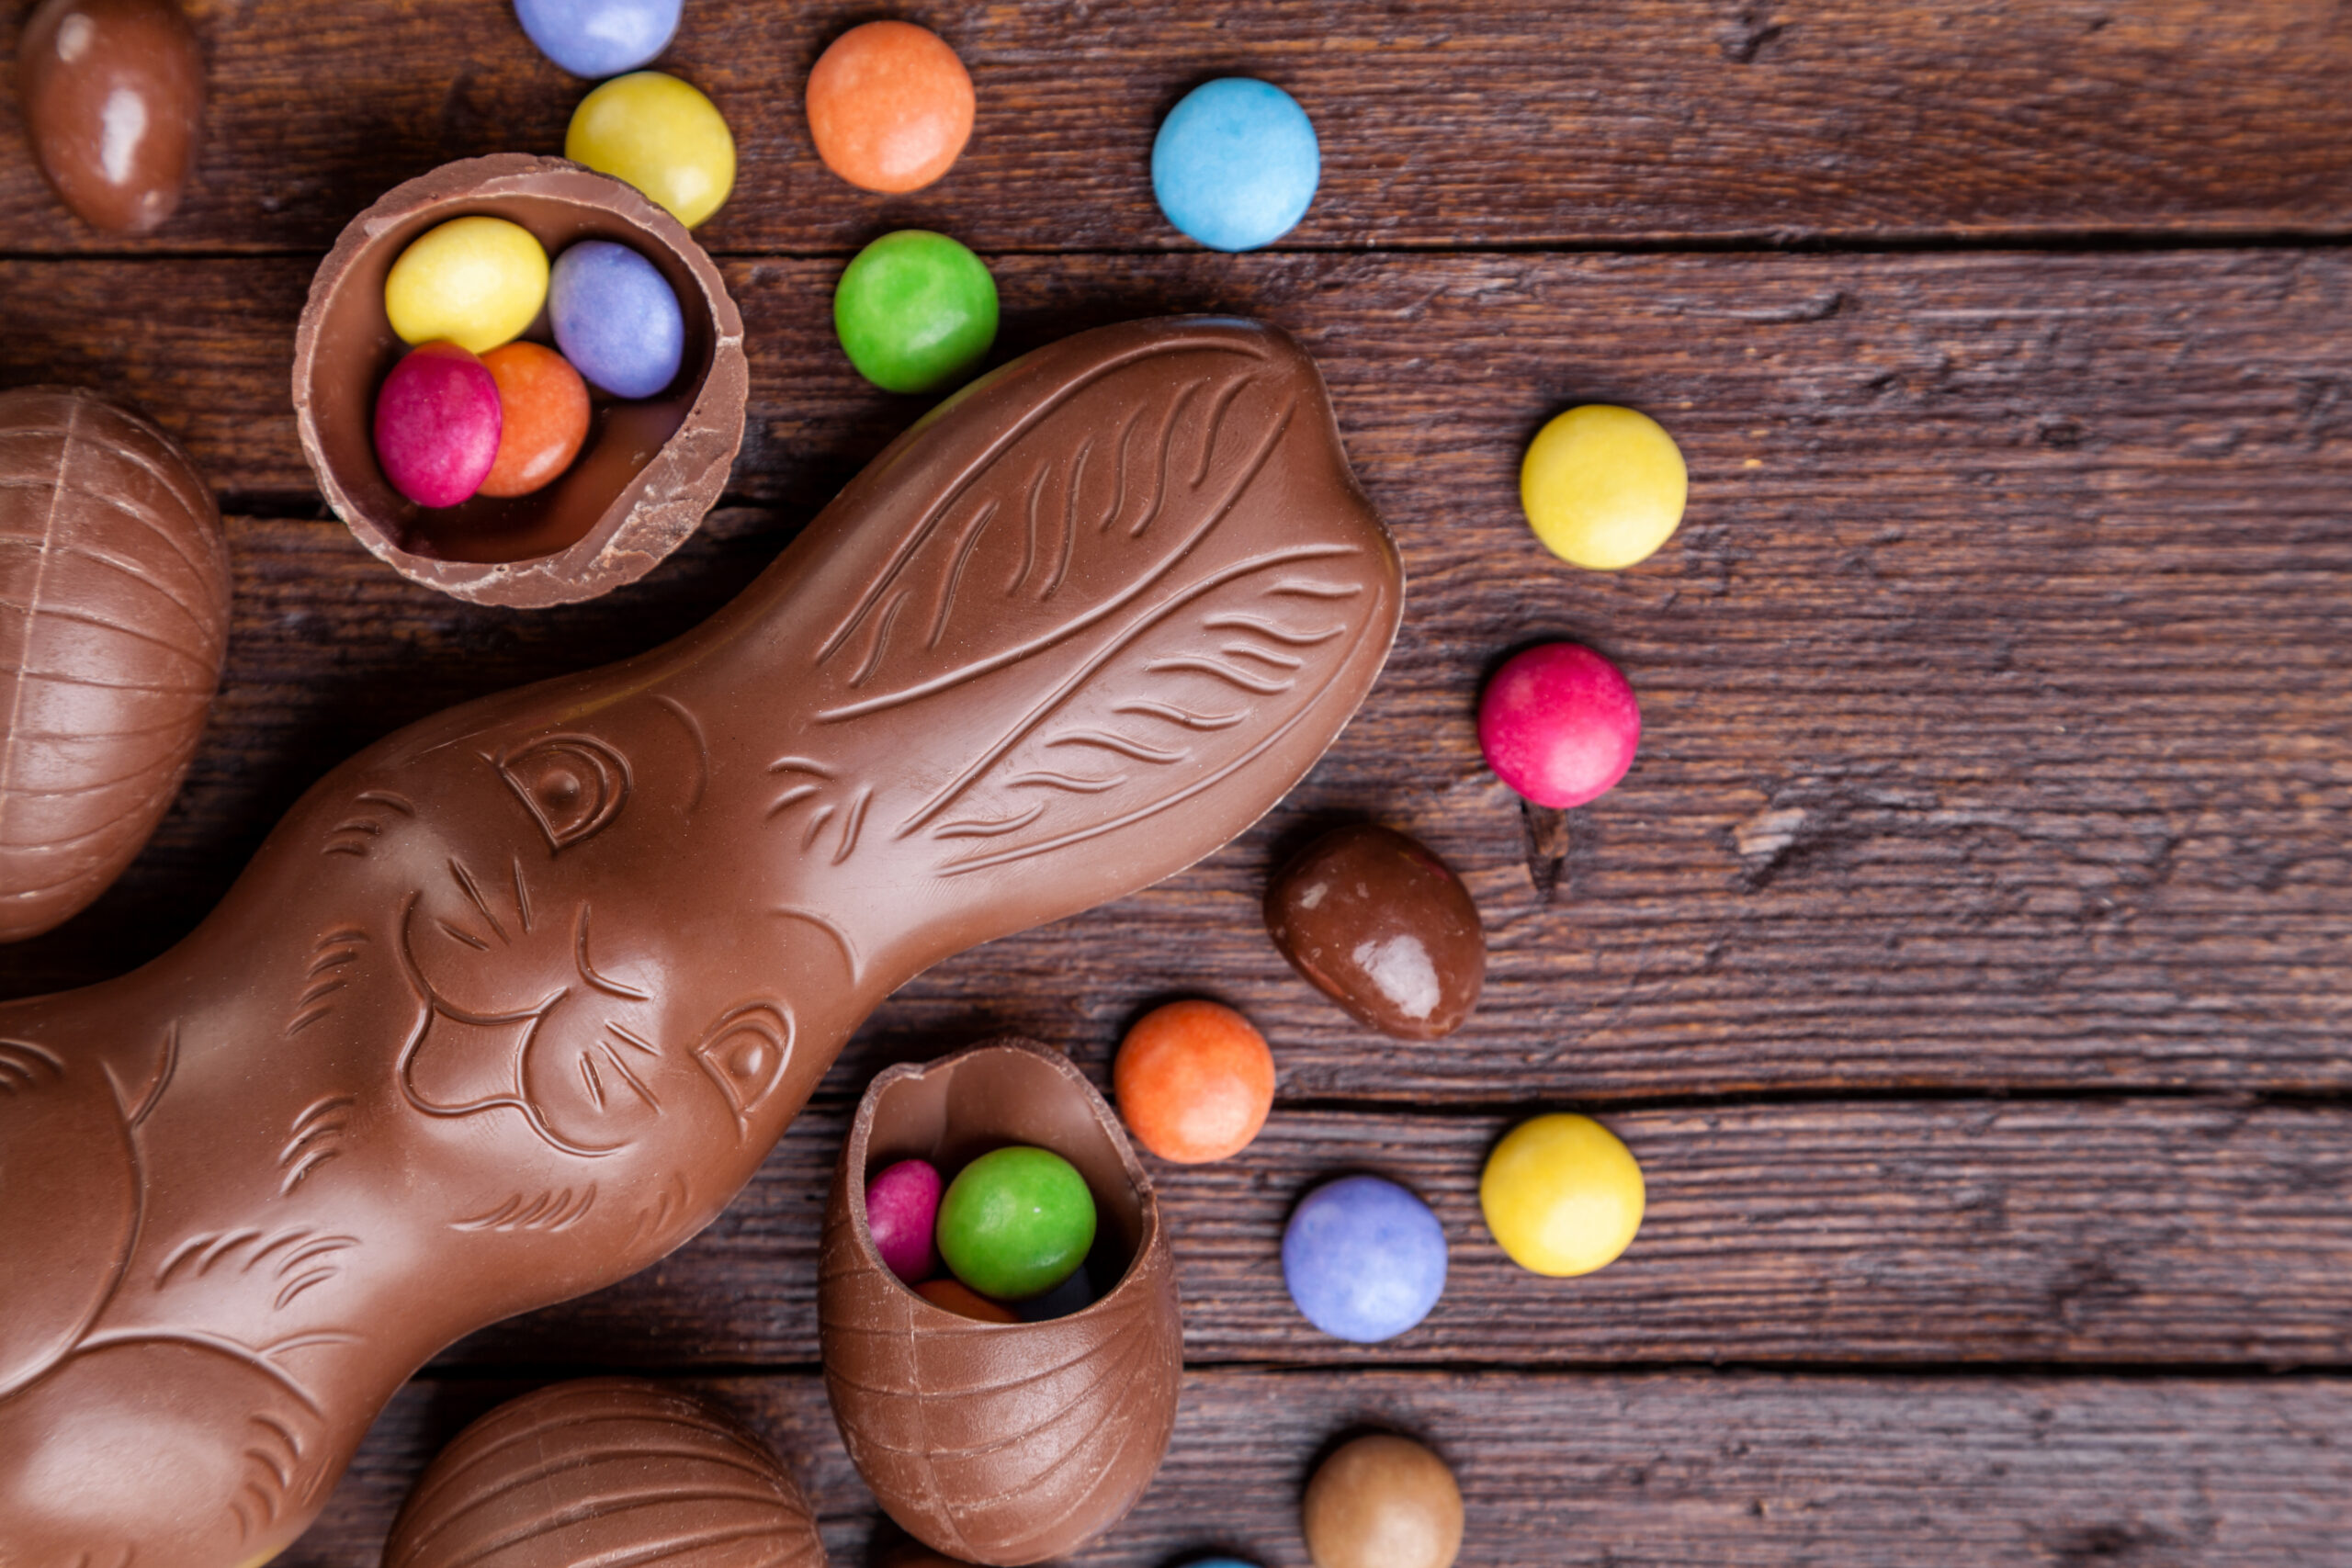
384, 1379, 826, 1568
16, 0, 204, 234
0, 387, 229, 941
0, 317, 1398, 1562
1266, 823, 1484, 1038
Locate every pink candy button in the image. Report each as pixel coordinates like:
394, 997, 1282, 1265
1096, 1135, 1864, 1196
373, 341, 502, 508
1478, 642, 1640, 808
865, 1157, 943, 1285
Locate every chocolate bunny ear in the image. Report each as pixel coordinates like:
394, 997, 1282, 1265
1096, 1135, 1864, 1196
763, 318, 1402, 967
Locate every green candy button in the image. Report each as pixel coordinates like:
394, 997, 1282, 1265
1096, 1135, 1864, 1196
833, 230, 999, 394
935, 1145, 1097, 1302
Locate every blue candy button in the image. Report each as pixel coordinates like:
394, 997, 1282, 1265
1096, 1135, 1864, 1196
1151, 78, 1320, 252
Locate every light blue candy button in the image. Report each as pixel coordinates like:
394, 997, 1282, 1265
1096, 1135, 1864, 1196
1151, 78, 1320, 252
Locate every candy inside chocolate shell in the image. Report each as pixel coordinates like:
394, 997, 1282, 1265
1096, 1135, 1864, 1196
820, 1038, 1182, 1567
383, 1379, 826, 1568
292, 153, 747, 607
0, 386, 227, 940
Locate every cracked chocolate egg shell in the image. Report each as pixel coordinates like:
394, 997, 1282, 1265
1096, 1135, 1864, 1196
0, 387, 227, 941
383, 1379, 826, 1568
292, 154, 747, 607
820, 1038, 1182, 1566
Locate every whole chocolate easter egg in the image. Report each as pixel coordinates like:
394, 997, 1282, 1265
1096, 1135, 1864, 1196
384, 1379, 827, 1568
17, 0, 205, 234
1265, 823, 1484, 1038
0, 388, 227, 940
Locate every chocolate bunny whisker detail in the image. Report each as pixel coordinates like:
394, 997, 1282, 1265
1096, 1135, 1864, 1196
0, 318, 1401, 1563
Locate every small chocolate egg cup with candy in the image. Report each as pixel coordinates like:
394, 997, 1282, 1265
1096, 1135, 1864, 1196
820, 1037, 1182, 1567
292, 153, 747, 607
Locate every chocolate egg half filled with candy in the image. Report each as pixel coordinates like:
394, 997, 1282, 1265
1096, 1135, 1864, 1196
293, 154, 747, 606
821, 1039, 1182, 1566
17, 0, 205, 234
0, 387, 228, 940
384, 1379, 826, 1568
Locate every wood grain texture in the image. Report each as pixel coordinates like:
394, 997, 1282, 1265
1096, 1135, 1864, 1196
3, 2, 2345, 1557
5, 1, 2352, 254
429, 1098, 2352, 1369
285, 1370, 2352, 1566
0, 251, 2344, 1099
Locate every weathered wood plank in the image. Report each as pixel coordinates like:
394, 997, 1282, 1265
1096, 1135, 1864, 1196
2, 251, 2345, 1098
427, 1099, 2352, 1369
285, 1369, 2352, 1565
5, 1, 2352, 254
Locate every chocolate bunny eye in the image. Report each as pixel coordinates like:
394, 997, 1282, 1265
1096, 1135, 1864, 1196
691, 1003, 794, 1136
498, 736, 631, 852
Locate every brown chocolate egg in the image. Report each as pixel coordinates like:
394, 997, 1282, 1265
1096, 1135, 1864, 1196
383, 1379, 826, 1568
1265, 824, 1485, 1039
1303, 1433, 1464, 1568
820, 1038, 1182, 1566
0, 387, 227, 941
292, 154, 748, 606
17, 0, 203, 234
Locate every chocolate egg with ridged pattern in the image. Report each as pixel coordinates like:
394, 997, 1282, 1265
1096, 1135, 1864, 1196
0, 387, 227, 941
821, 1038, 1182, 1566
383, 1379, 827, 1568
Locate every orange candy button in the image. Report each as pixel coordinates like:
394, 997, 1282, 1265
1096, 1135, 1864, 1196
478, 342, 591, 499
916, 1278, 1018, 1324
806, 21, 975, 194
1114, 999, 1277, 1164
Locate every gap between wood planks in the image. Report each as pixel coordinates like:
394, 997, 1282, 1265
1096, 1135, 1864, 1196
10, 228, 2352, 269
794, 1086, 2352, 1116
403, 1359, 2352, 1383
291, 1367, 2352, 1565
6, 252, 2344, 1101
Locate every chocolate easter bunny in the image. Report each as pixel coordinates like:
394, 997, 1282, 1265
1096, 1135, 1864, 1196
0, 317, 1400, 1563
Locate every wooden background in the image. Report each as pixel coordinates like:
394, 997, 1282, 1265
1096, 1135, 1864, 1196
5, 0, 2349, 1562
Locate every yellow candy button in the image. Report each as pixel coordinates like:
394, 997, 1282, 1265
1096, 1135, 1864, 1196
1480, 1112, 1645, 1277
383, 217, 548, 355
566, 72, 736, 230
1520, 404, 1687, 570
